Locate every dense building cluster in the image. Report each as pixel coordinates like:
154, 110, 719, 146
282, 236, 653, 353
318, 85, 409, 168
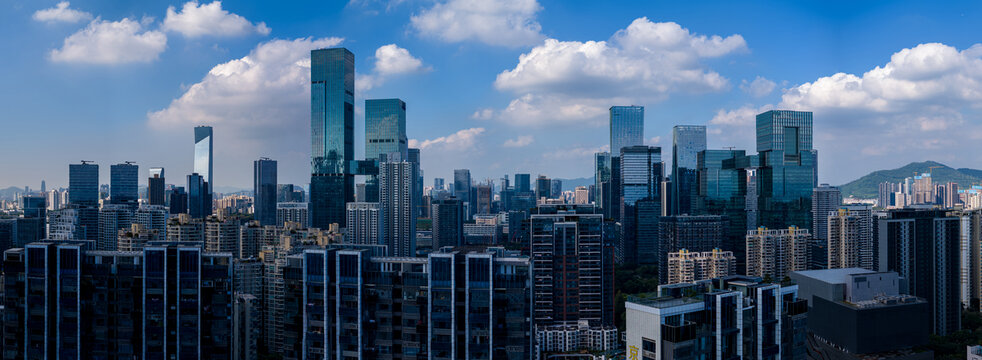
0, 45, 978, 359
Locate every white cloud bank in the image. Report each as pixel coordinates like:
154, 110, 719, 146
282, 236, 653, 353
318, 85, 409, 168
411, 0, 544, 47
50, 18, 167, 64
489, 17, 747, 127
163, 1, 270, 37
33, 2, 92, 23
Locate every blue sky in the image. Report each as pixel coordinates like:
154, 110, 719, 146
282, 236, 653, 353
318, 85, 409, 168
3, 0, 982, 191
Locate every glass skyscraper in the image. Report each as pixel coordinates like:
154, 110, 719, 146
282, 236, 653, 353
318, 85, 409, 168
671, 125, 706, 216
609, 106, 644, 156
187, 173, 211, 219
253, 158, 277, 226
110, 162, 139, 209
618, 145, 663, 265
194, 126, 213, 194
365, 98, 408, 161
756, 110, 817, 230
514, 173, 531, 193
69, 162, 99, 207
454, 169, 472, 218
310, 47, 355, 229
69, 162, 99, 240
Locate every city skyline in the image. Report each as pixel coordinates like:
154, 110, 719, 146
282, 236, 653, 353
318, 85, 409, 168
4, 1, 982, 191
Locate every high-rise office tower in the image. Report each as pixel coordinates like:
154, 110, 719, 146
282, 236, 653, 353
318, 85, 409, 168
514, 173, 531, 193
530, 204, 615, 328
3, 241, 233, 359
194, 126, 214, 194
433, 177, 445, 191
550, 179, 563, 199
380, 160, 418, 257
365, 98, 408, 161
671, 125, 706, 216
618, 146, 663, 265
431, 198, 464, 248
666, 248, 736, 284
657, 215, 725, 282
148, 167, 165, 206
169, 186, 188, 214
878, 209, 960, 335
746, 226, 811, 280
364, 99, 408, 202
535, 175, 552, 200
811, 184, 842, 269
756, 110, 817, 230
345, 202, 382, 245
253, 158, 277, 226
696, 149, 755, 269
187, 173, 212, 219
828, 204, 874, 270
110, 162, 139, 209
21, 195, 46, 240
69, 162, 99, 240
594, 152, 612, 217
609, 105, 644, 156
453, 169, 472, 217
310, 47, 355, 229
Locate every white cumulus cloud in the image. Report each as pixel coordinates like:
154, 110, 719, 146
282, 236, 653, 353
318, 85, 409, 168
411, 0, 544, 47
740, 76, 776, 97
33, 1, 92, 23
50, 18, 167, 64
163, 1, 270, 38
489, 17, 746, 127
503, 135, 533, 147
409, 127, 486, 151
358, 44, 429, 92
374, 44, 428, 75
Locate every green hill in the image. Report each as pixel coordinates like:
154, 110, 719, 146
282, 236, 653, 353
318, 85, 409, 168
839, 161, 982, 198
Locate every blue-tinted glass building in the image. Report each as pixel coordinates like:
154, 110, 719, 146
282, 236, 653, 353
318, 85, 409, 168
454, 169, 472, 218
366, 98, 408, 162
756, 110, 817, 230
254, 158, 277, 226
110, 162, 139, 209
609, 106, 644, 156
594, 152, 612, 217
310, 47, 355, 229
697, 149, 755, 270
194, 126, 214, 194
618, 146, 663, 265
514, 174, 531, 194
69, 162, 99, 240
671, 125, 706, 216
187, 173, 211, 219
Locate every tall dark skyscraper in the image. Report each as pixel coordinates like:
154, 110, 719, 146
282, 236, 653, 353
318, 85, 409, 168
671, 125, 706, 216
310, 47, 355, 229
110, 162, 139, 209
194, 126, 214, 194
756, 110, 817, 230
431, 198, 463, 248
253, 158, 277, 226
69, 161, 99, 240
187, 173, 211, 219
594, 152, 612, 217
535, 175, 552, 200
148, 167, 165, 206
618, 145, 663, 265
69, 162, 99, 207
514, 173, 531, 193
609, 106, 644, 156
453, 169, 472, 218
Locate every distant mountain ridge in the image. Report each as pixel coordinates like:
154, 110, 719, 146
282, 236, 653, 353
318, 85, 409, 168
838, 161, 982, 198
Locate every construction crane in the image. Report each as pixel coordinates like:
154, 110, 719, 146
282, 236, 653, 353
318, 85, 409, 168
80, 160, 94, 165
